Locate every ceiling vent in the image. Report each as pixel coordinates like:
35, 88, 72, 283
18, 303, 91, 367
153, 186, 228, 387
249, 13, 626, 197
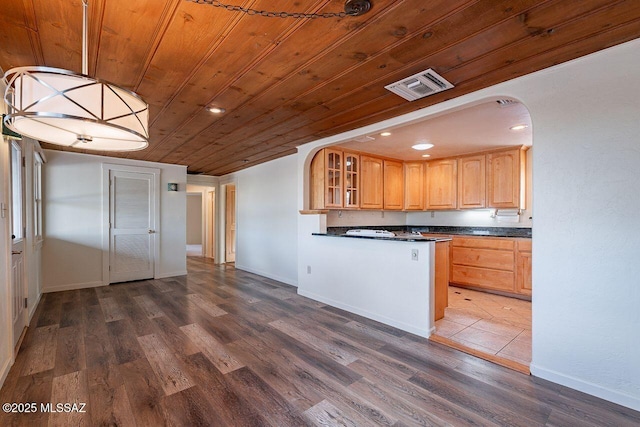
496, 99, 519, 107
385, 69, 454, 101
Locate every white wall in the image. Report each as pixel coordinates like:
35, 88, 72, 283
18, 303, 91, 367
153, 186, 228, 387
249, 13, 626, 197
42, 150, 187, 292
230, 154, 298, 286
186, 193, 203, 244
298, 237, 435, 337
296, 39, 640, 410
522, 43, 640, 410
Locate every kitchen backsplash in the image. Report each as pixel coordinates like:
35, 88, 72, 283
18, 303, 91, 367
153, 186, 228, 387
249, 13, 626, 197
326, 208, 532, 228
326, 210, 407, 227
407, 208, 533, 228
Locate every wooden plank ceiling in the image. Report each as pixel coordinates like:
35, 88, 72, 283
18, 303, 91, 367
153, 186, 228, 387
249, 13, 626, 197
1, 0, 639, 175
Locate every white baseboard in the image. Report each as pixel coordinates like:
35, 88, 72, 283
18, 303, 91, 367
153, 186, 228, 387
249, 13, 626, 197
530, 364, 640, 412
0, 355, 12, 391
43, 280, 104, 293
234, 264, 298, 287
155, 271, 188, 279
28, 292, 42, 322
297, 289, 429, 338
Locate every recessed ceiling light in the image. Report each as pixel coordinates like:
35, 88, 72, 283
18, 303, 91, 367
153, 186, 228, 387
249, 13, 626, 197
510, 124, 528, 131
412, 143, 434, 151
207, 106, 226, 114
380, 131, 392, 137
421, 154, 431, 158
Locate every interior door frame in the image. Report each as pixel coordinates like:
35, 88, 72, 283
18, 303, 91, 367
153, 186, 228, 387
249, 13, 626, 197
101, 163, 160, 285
224, 183, 236, 263
206, 189, 215, 259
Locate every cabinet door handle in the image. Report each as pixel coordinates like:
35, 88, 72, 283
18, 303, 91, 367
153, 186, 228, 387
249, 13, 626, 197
12, 251, 22, 255
148, 230, 156, 234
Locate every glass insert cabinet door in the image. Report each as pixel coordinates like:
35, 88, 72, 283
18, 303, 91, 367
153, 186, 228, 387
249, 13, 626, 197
326, 150, 342, 207
344, 153, 359, 208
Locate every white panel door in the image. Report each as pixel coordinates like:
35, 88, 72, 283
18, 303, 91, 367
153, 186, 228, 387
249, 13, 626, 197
109, 170, 155, 283
10, 141, 27, 347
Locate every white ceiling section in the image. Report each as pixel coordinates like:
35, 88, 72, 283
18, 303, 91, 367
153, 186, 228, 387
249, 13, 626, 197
338, 99, 532, 161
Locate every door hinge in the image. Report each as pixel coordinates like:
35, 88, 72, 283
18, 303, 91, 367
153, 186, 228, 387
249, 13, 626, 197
24, 297, 28, 308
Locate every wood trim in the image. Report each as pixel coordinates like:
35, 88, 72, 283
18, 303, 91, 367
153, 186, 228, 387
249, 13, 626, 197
429, 334, 530, 375
299, 210, 328, 215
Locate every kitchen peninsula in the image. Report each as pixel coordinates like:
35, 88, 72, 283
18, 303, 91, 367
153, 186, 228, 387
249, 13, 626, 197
298, 220, 531, 338
300, 228, 447, 337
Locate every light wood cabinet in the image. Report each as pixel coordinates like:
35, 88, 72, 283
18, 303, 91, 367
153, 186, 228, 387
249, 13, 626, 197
450, 235, 531, 298
487, 147, 526, 209
311, 145, 527, 212
404, 162, 425, 210
344, 152, 360, 208
457, 154, 486, 209
383, 160, 404, 210
516, 239, 532, 296
434, 240, 450, 321
310, 148, 359, 209
360, 155, 384, 209
450, 236, 512, 291
426, 159, 457, 210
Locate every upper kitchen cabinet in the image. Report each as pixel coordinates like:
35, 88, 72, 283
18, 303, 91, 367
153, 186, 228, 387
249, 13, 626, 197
487, 147, 527, 209
457, 154, 486, 209
310, 148, 360, 209
344, 152, 360, 209
404, 162, 425, 210
426, 159, 457, 210
383, 160, 404, 210
361, 155, 384, 209
310, 148, 341, 209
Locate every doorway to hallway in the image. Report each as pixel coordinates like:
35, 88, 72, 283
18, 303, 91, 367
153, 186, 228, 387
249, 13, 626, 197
225, 184, 236, 263
103, 164, 160, 284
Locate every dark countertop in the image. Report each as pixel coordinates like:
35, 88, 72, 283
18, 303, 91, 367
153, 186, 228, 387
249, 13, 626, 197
312, 232, 451, 242
324, 225, 532, 238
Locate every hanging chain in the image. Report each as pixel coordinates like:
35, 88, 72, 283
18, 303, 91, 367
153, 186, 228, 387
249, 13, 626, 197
187, 0, 357, 18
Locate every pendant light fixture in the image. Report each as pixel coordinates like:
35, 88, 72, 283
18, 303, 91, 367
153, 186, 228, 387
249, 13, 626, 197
2, 0, 149, 151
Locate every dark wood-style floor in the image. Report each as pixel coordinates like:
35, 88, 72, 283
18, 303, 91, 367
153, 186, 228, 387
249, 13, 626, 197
1, 258, 639, 426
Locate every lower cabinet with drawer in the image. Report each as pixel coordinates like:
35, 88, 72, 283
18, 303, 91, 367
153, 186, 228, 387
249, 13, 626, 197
450, 236, 531, 298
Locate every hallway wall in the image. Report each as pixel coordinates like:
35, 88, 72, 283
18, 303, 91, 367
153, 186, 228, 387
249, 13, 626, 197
42, 151, 187, 291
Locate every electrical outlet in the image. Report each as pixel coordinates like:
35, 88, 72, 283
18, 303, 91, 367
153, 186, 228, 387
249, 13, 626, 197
307, 265, 311, 274
430, 211, 435, 218
411, 249, 419, 261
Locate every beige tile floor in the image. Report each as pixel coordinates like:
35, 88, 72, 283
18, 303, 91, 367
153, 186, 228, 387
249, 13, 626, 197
434, 286, 532, 366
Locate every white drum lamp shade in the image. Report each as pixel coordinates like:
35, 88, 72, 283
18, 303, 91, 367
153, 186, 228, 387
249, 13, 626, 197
3, 66, 149, 151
